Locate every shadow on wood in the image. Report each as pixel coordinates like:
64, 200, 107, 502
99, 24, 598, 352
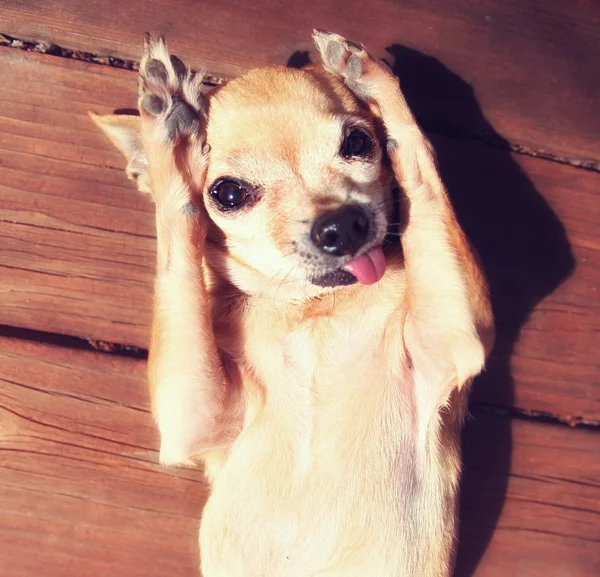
383, 45, 575, 576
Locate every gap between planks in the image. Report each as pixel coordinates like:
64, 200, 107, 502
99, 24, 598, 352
3, 323, 599, 430
0, 32, 598, 173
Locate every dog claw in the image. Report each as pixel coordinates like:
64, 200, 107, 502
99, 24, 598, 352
143, 32, 152, 53
165, 100, 199, 140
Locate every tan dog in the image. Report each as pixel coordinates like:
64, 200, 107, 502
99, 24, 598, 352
92, 30, 494, 577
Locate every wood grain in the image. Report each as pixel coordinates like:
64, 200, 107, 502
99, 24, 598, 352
0, 0, 599, 164
0, 337, 598, 576
0, 336, 208, 577
0, 47, 155, 346
458, 410, 600, 576
0, 48, 598, 424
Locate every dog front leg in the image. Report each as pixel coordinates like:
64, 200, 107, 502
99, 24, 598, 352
138, 37, 240, 466
313, 30, 494, 403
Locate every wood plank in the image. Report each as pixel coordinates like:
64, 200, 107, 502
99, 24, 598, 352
458, 410, 600, 576
0, 47, 155, 346
0, 48, 598, 422
0, 0, 599, 164
0, 336, 598, 576
0, 336, 208, 577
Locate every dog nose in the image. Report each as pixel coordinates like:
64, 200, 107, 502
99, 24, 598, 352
311, 205, 370, 256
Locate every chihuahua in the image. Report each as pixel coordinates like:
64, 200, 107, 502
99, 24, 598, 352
92, 30, 494, 577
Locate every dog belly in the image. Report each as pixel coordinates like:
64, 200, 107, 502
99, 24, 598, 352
198, 403, 418, 577
198, 386, 459, 577
199, 465, 404, 577
200, 453, 454, 577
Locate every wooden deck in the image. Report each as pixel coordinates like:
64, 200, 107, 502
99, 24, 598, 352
0, 1, 599, 575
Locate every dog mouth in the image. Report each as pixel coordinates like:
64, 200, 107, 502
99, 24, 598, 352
311, 245, 387, 287
312, 269, 358, 288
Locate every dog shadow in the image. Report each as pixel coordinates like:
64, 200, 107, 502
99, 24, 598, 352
289, 45, 574, 575
384, 44, 574, 575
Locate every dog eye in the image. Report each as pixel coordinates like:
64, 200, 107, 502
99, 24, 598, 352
210, 179, 251, 209
341, 128, 373, 159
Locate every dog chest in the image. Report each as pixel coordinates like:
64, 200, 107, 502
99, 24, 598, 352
243, 302, 401, 396
199, 303, 417, 571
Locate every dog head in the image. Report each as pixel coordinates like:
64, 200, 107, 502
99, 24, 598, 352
204, 64, 393, 298
92, 43, 396, 301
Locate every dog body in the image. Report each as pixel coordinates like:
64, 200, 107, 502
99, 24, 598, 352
92, 31, 493, 576
200, 274, 460, 577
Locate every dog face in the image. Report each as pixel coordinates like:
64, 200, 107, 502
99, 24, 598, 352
92, 63, 395, 300
203, 66, 393, 298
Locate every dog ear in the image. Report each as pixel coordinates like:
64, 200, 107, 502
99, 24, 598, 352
89, 112, 152, 196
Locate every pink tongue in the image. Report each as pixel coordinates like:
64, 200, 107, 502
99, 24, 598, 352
342, 246, 386, 285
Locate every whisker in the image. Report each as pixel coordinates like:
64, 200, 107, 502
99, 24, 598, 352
331, 285, 337, 316
300, 275, 313, 302
265, 266, 286, 294
274, 265, 297, 300
373, 198, 390, 208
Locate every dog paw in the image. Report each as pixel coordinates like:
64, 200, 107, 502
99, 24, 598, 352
312, 29, 393, 101
138, 34, 206, 143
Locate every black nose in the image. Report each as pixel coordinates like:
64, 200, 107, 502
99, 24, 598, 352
311, 205, 370, 256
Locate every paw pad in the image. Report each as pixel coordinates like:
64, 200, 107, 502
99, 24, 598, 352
169, 55, 186, 80
146, 58, 169, 84
165, 100, 200, 141
141, 94, 165, 115
345, 54, 363, 81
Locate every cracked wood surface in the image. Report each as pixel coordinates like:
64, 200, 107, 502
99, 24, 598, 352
0, 47, 598, 422
0, 336, 207, 577
0, 337, 598, 576
0, 0, 599, 165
